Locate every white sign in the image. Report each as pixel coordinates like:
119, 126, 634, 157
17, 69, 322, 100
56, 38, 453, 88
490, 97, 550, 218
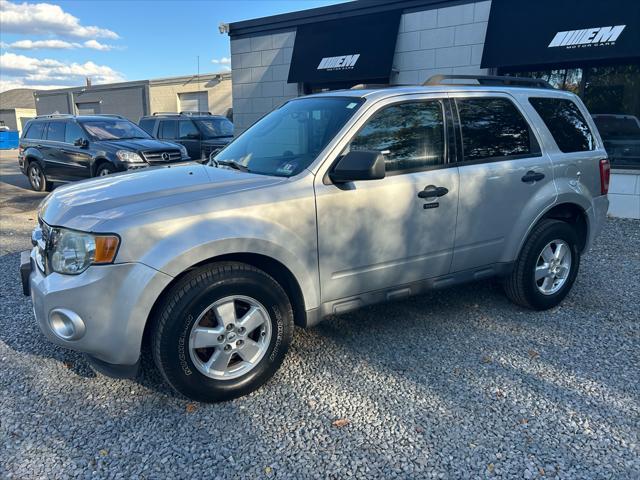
548, 25, 626, 48
317, 54, 360, 71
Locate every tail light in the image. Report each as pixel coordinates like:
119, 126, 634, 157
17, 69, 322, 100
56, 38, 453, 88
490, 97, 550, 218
599, 158, 610, 195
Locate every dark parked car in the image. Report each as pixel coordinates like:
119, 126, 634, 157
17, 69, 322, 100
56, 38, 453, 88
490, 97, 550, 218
591, 114, 640, 169
18, 114, 190, 191
139, 112, 234, 162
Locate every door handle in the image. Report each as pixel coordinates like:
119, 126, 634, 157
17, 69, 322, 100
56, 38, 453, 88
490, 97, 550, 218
418, 185, 449, 199
521, 170, 545, 183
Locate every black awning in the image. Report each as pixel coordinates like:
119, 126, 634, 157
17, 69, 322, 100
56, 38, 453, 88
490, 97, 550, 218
481, 0, 640, 70
288, 10, 401, 85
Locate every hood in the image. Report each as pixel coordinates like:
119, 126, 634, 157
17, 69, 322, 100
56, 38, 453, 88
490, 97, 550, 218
39, 164, 285, 231
96, 138, 181, 151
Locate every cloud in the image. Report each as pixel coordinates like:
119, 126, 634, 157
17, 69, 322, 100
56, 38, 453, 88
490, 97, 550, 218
0, 52, 125, 91
211, 56, 231, 65
1, 38, 116, 51
0, 0, 119, 39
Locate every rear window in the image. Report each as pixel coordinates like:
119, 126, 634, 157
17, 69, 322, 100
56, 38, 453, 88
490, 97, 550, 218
456, 97, 539, 162
139, 118, 156, 135
45, 121, 66, 142
24, 122, 45, 139
530, 97, 595, 152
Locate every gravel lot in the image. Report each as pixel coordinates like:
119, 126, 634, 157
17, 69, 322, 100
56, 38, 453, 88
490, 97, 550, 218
1, 150, 639, 479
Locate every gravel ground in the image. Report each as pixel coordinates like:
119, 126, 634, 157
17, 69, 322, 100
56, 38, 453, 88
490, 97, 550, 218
1, 150, 639, 478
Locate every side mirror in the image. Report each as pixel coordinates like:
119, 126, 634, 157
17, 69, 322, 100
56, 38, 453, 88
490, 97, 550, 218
329, 150, 386, 184
74, 138, 88, 148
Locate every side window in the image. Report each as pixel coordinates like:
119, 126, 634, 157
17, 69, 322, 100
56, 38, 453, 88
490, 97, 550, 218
348, 101, 445, 173
529, 97, 595, 152
45, 121, 66, 142
139, 118, 156, 135
456, 97, 538, 162
178, 120, 199, 139
24, 122, 45, 139
64, 122, 85, 144
158, 120, 177, 139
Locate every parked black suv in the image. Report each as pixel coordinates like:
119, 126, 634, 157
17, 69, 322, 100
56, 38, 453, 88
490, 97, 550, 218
18, 114, 190, 191
139, 112, 234, 162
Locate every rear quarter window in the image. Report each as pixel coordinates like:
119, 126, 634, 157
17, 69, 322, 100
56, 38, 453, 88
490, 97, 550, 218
529, 97, 595, 153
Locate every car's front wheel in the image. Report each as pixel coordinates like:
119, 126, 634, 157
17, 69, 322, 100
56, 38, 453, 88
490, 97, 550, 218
27, 162, 50, 192
96, 163, 116, 177
150, 262, 294, 402
503, 219, 580, 310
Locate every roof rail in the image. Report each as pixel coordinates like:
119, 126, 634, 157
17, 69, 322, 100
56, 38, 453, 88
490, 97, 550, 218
424, 75, 554, 89
152, 112, 181, 116
179, 111, 212, 116
35, 113, 74, 119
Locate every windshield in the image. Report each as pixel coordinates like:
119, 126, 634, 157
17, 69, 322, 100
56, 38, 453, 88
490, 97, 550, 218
80, 119, 152, 140
593, 115, 640, 139
195, 118, 234, 138
214, 97, 363, 177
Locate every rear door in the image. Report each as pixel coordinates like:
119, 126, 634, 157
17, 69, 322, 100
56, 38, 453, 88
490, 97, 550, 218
40, 120, 68, 180
315, 95, 460, 303
58, 120, 92, 180
449, 92, 556, 271
178, 120, 202, 159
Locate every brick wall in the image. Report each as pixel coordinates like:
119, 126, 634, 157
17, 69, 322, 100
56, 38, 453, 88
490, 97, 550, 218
392, 1, 491, 85
230, 31, 299, 132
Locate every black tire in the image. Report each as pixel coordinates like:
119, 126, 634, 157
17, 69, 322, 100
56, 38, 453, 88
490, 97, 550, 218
150, 261, 294, 402
27, 162, 48, 192
95, 163, 116, 177
503, 219, 580, 310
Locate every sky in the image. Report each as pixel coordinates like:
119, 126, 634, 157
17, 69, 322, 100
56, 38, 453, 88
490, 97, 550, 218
0, 0, 346, 92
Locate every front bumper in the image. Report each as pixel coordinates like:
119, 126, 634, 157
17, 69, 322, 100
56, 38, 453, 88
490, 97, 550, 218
22, 248, 173, 367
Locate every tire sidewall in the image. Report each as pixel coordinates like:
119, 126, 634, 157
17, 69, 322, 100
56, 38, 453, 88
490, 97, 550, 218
157, 269, 291, 402
523, 222, 580, 310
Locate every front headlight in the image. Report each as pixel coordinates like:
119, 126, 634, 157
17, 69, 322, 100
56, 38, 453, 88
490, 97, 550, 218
49, 228, 120, 275
178, 144, 189, 159
116, 150, 145, 163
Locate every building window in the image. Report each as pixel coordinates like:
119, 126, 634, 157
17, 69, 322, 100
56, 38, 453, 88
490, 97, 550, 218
504, 63, 640, 169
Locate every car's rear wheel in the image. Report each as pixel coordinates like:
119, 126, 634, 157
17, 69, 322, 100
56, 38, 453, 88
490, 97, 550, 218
150, 262, 294, 402
503, 219, 580, 310
96, 163, 116, 177
27, 162, 49, 192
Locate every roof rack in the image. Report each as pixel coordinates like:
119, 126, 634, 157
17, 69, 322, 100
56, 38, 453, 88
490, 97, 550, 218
424, 75, 554, 89
179, 111, 212, 116
35, 113, 74, 119
152, 112, 181, 116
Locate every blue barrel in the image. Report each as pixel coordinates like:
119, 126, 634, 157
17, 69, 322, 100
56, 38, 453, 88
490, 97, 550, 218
0, 130, 19, 149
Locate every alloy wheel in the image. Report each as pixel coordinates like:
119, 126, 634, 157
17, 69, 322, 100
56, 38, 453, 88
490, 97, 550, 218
188, 295, 272, 380
535, 239, 572, 295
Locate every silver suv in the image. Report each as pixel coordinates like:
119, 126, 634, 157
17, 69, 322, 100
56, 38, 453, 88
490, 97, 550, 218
20, 76, 610, 402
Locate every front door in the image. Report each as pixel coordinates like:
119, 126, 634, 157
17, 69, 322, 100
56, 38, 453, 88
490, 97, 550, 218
449, 93, 556, 271
178, 120, 202, 160
314, 98, 459, 303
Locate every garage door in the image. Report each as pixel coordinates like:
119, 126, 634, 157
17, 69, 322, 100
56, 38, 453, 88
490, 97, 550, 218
178, 92, 208, 113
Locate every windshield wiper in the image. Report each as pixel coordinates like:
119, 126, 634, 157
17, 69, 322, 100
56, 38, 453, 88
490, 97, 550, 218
214, 159, 250, 172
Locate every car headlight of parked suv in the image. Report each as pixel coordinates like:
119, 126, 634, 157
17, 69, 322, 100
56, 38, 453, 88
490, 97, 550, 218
49, 228, 120, 275
116, 150, 145, 164
178, 144, 189, 159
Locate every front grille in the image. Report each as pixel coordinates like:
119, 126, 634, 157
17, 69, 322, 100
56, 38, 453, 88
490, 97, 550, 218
33, 219, 50, 274
141, 149, 182, 164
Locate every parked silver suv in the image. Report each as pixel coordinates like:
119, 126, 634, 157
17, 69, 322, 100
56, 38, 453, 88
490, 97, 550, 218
20, 76, 610, 402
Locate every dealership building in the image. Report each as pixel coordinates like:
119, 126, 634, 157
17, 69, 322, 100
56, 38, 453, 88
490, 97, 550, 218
225, 0, 639, 218
33, 72, 232, 123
